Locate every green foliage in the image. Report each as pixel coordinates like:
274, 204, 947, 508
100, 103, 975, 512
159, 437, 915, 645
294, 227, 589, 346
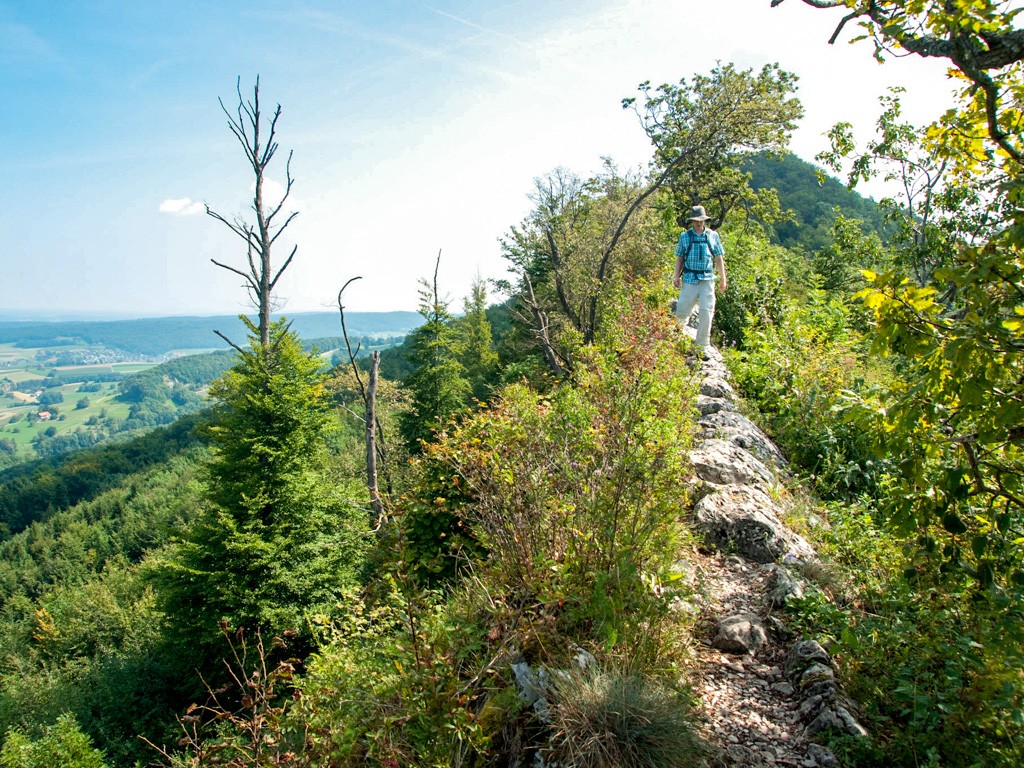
745, 152, 892, 252
812, 214, 885, 298
455, 275, 500, 403
847, 234, 1024, 594
0, 454, 205, 766
410, 295, 698, 653
779, 503, 1023, 768
38, 390, 63, 406
818, 90, 972, 287
711, 228, 791, 349
624, 62, 803, 227
0, 413, 206, 538
294, 586, 485, 767
729, 287, 889, 500
153, 317, 366, 654
500, 162, 673, 362
400, 276, 470, 452
546, 667, 704, 768
148, 628, 303, 768
0, 714, 111, 768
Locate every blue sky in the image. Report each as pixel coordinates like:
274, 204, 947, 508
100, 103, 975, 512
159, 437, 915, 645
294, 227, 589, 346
2, 0, 955, 319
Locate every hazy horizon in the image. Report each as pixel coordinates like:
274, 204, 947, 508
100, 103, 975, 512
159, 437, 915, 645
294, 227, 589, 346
0, 307, 422, 324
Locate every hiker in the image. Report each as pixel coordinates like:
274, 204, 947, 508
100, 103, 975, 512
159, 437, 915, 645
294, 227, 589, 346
672, 205, 727, 350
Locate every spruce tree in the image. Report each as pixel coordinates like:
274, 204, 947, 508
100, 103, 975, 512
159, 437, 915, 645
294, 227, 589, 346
400, 269, 470, 452
457, 275, 499, 402
154, 318, 364, 652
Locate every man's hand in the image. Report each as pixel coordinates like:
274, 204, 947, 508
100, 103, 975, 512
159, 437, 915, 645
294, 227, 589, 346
673, 275, 681, 289
719, 277, 728, 292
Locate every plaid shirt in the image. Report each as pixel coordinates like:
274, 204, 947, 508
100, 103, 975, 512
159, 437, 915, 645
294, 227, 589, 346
675, 228, 724, 284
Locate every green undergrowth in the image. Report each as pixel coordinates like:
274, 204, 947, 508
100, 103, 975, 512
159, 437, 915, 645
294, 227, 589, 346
158, 293, 711, 767
730, 289, 1024, 767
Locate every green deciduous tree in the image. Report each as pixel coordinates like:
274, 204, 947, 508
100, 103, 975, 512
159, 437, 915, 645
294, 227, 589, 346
799, 0, 1024, 596
623, 62, 803, 227
0, 714, 110, 768
501, 162, 670, 368
775, 0, 1023, 165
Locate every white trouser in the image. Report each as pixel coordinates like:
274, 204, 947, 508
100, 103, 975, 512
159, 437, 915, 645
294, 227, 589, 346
675, 279, 716, 348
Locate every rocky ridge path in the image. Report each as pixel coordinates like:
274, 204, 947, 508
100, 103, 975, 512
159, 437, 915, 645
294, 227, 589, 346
684, 345, 867, 768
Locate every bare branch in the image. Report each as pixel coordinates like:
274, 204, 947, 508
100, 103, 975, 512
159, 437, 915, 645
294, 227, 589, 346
214, 329, 246, 355
268, 245, 298, 291
205, 206, 254, 245
523, 270, 567, 377
771, 0, 842, 6
268, 211, 300, 248
206, 78, 298, 347
265, 151, 296, 226
337, 277, 367, 400
828, 11, 859, 45
211, 258, 259, 290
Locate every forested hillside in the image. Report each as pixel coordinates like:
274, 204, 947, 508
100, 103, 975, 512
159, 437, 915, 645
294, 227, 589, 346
745, 151, 892, 251
0, 311, 420, 357
2, 4, 1022, 767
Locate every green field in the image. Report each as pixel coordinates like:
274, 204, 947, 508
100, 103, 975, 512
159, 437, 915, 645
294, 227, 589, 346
1, 369, 50, 383
0, 382, 131, 448
0, 343, 158, 459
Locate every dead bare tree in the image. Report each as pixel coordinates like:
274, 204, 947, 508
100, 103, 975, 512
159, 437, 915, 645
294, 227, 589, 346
337, 277, 388, 528
207, 76, 299, 348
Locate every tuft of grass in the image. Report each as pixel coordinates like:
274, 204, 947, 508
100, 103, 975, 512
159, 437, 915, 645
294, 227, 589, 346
546, 667, 705, 768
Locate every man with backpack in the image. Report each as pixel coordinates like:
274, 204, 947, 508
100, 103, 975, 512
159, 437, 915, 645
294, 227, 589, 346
672, 205, 727, 351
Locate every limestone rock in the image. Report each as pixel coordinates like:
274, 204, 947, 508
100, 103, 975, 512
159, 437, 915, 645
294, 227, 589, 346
691, 439, 775, 487
805, 705, 870, 739
698, 395, 738, 416
712, 612, 768, 655
711, 744, 769, 768
799, 663, 836, 691
806, 744, 838, 767
767, 565, 806, 609
700, 377, 735, 400
784, 640, 832, 682
700, 410, 787, 467
694, 485, 817, 563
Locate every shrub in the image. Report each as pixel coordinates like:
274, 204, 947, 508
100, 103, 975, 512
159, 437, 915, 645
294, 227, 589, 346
408, 295, 699, 652
0, 714, 110, 768
294, 587, 485, 768
777, 502, 1024, 768
728, 288, 890, 500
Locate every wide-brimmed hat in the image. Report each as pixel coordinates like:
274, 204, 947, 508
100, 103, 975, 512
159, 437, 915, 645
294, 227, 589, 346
688, 205, 711, 221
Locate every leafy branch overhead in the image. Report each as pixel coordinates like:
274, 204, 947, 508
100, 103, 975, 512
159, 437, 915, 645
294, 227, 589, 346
772, 0, 1024, 165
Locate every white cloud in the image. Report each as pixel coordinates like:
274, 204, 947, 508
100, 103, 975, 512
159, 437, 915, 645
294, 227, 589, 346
159, 197, 205, 216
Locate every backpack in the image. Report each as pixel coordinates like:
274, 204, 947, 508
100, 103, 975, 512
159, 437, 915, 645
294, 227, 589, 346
682, 230, 713, 276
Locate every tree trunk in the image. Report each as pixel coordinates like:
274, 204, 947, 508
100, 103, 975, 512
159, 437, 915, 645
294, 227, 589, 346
366, 351, 384, 527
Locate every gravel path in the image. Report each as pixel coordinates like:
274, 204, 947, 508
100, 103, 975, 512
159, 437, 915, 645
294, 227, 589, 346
685, 342, 841, 768
689, 553, 829, 768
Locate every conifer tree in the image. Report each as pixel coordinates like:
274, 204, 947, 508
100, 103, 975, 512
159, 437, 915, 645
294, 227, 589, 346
154, 318, 364, 651
457, 275, 499, 402
400, 257, 470, 452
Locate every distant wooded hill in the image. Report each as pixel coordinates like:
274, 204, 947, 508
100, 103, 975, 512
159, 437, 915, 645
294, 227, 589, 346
745, 152, 892, 251
0, 311, 422, 357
